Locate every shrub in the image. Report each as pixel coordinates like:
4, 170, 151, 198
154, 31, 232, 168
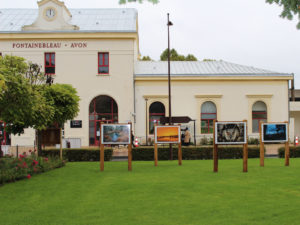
248, 138, 259, 145
0, 151, 65, 185
278, 146, 300, 158
41, 148, 113, 162
132, 146, 261, 161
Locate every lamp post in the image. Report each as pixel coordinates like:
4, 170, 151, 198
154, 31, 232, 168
167, 13, 173, 125
145, 98, 148, 146
167, 13, 173, 160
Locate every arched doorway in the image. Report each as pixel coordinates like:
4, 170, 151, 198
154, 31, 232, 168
149, 101, 165, 134
89, 95, 118, 146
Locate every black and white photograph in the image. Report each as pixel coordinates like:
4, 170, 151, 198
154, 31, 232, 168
215, 122, 246, 144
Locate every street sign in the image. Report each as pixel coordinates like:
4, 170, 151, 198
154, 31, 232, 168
160, 116, 192, 124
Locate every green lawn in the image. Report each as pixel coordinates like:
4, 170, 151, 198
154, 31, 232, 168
1, 159, 300, 225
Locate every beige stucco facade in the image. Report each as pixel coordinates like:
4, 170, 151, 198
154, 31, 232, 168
0, 0, 294, 148
135, 78, 291, 143
0, 37, 137, 146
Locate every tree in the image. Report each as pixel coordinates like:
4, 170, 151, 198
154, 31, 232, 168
0, 55, 53, 135
160, 48, 197, 61
43, 84, 80, 127
0, 55, 80, 158
140, 56, 153, 61
266, 0, 300, 29
0, 74, 5, 98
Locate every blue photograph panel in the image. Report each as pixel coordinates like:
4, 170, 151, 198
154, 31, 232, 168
262, 123, 287, 142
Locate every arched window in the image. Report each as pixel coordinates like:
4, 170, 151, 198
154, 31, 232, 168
149, 102, 165, 134
252, 101, 267, 133
89, 95, 118, 145
201, 101, 217, 134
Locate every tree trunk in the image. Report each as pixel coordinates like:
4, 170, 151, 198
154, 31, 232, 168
37, 130, 42, 157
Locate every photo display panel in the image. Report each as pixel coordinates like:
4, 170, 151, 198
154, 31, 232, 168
215, 122, 247, 144
101, 124, 131, 145
262, 123, 288, 143
155, 125, 181, 144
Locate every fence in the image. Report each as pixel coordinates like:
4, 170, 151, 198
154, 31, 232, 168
1, 145, 36, 157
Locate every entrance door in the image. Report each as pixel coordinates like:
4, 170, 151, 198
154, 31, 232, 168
89, 95, 118, 146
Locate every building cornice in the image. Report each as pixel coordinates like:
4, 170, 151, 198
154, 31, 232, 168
0, 32, 138, 40
134, 76, 293, 82
246, 94, 273, 98
195, 94, 223, 98
143, 95, 168, 99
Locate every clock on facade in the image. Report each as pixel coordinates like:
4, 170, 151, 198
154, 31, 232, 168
45, 8, 56, 20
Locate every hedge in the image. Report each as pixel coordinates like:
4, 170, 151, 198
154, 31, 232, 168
132, 146, 261, 161
41, 148, 113, 161
278, 146, 300, 158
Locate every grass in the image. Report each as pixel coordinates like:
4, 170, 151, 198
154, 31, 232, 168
1, 159, 300, 225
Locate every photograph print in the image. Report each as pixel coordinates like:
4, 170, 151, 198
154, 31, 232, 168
155, 125, 181, 144
262, 123, 288, 143
101, 124, 131, 145
215, 122, 246, 144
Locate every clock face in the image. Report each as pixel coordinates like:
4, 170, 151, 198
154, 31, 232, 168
46, 8, 56, 19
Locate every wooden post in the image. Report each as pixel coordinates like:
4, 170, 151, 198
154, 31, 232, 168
100, 144, 104, 171
99, 122, 104, 171
178, 123, 182, 166
128, 122, 132, 171
60, 127, 63, 160
154, 124, 158, 166
285, 121, 290, 166
178, 141, 182, 166
259, 121, 264, 167
243, 120, 248, 172
213, 120, 218, 172
154, 143, 158, 166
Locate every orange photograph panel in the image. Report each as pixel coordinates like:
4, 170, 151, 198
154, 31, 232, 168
155, 126, 180, 143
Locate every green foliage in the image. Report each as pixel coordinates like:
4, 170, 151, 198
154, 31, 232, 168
185, 54, 198, 61
199, 136, 213, 145
41, 148, 113, 161
132, 146, 261, 160
43, 84, 80, 127
278, 146, 300, 157
140, 56, 152, 61
0, 74, 5, 92
0, 55, 53, 134
248, 137, 260, 145
266, 0, 300, 29
0, 151, 65, 185
0, 55, 80, 134
203, 58, 216, 62
160, 48, 198, 61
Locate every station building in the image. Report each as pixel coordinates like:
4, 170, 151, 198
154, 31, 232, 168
0, 0, 295, 149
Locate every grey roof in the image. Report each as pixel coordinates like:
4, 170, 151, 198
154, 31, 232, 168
0, 8, 137, 33
134, 61, 292, 77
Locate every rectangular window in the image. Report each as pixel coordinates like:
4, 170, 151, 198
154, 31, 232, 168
98, 52, 109, 74
45, 52, 55, 74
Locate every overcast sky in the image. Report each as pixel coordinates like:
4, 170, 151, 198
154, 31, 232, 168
2, 0, 300, 87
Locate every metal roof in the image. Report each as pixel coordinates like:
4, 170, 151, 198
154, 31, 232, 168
0, 8, 137, 33
134, 61, 292, 77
